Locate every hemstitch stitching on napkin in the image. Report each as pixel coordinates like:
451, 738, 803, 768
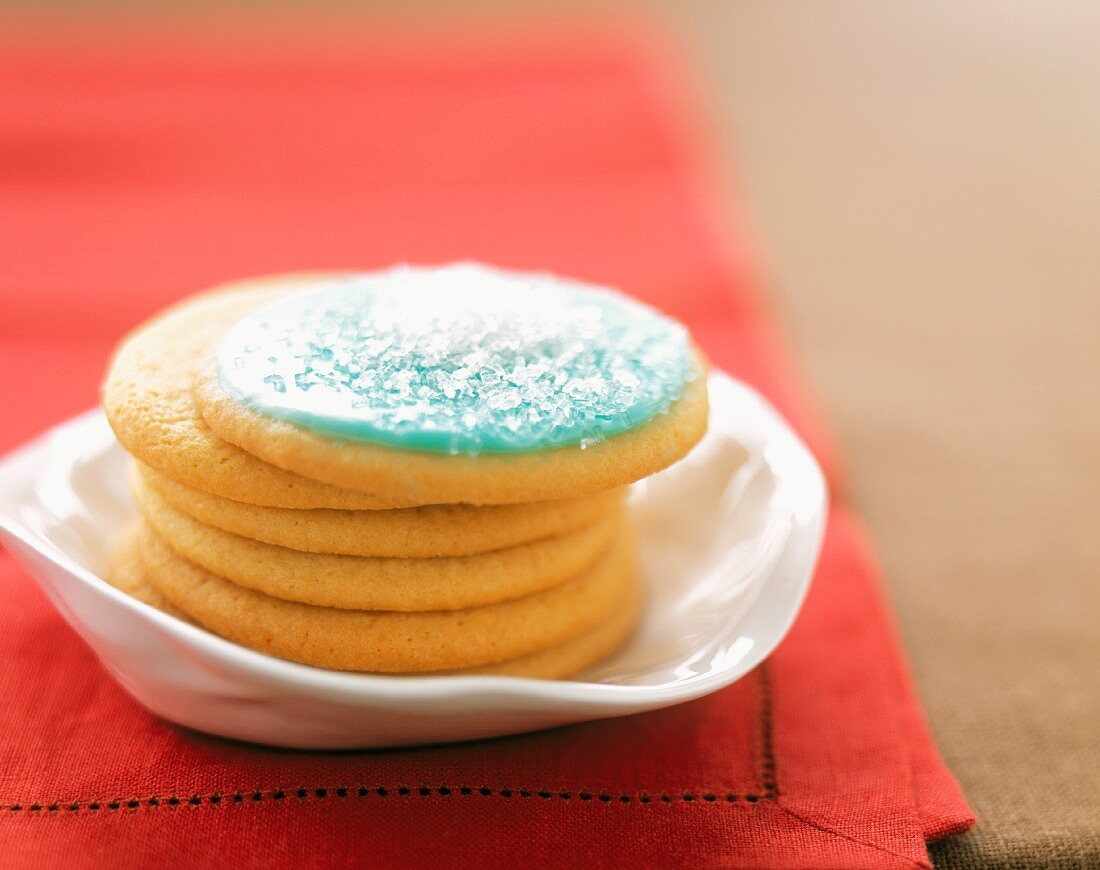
757, 662, 778, 800
0, 788, 773, 815
1, 669, 776, 817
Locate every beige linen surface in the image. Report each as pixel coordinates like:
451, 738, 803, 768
680, 3, 1100, 866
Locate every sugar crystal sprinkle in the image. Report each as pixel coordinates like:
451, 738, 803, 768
216, 263, 695, 455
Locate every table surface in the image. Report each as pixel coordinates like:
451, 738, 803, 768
672, 3, 1099, 867
7, 1, 1099, 866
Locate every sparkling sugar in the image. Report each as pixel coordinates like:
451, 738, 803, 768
216, 263, 695, 455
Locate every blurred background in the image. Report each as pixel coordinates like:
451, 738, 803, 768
3, 2, 1098, 865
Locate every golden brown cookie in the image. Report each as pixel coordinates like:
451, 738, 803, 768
136, 520, 637, 672
194, 355, 708, 506
464, 583, 639, 678
135, 461, 624, 559
135, 482, 621, 611
102, 275, 421, 509
109, 522, 640, 679
106, 524, 190, 620
108, 527, 642, 677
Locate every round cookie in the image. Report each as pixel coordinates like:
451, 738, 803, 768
136, 521, 637, 672
102, 274, 422, 510
464, 583, 639, 679
110, 524, 640, 679
196, 358, 708, 507
136, 482, 621, 611
189, 266, 709, 505
135, 461, 624, 559
107, 524, 190, 620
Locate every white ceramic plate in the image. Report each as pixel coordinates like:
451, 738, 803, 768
0, 372, 826, 749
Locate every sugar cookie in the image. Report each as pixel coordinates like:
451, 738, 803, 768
135, 461, 623, 558
102, 274, 420, 509
465, 583, 639, 678
110, 524, 640, 679
136, 482, 621, 611
137, 521, 636, 672
106, 524, 190, 620
191, 265, 709, 505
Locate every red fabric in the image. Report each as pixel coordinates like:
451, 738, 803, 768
0, 24, 973, 868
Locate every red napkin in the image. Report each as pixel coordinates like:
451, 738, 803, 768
0, 23, 973, 867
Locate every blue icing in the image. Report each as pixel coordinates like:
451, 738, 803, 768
216, 263, 695, 455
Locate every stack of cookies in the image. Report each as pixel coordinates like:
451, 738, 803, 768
103, 264, 708, 679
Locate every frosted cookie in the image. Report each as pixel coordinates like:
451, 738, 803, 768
135, 461, 624, 559
102, 273, 421, 510
136, 521, 637, 672
136, 482, 621, 611
193, 264, 708, 505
